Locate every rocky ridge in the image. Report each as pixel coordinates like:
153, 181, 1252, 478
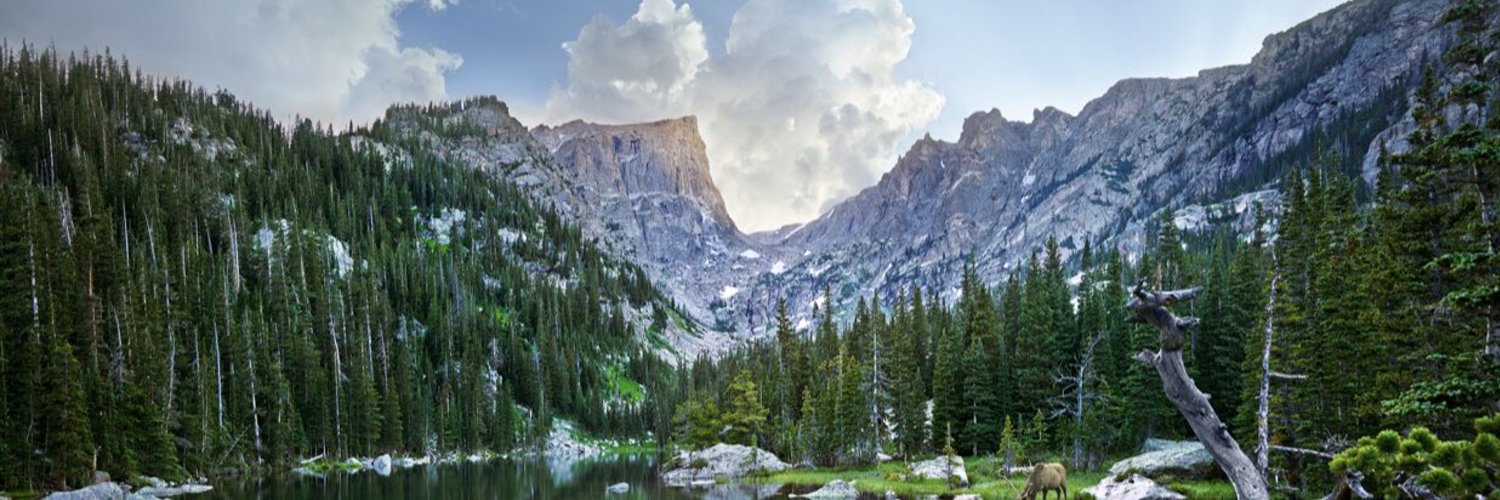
391, 0, 1474, 356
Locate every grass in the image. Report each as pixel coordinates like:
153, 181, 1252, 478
750, 456, 1234, 499
605, 365, 645, 404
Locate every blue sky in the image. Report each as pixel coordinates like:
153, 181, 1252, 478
395, 0, 1339, 140
0, 0, 1344, 230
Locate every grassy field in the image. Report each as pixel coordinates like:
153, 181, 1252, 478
750, 456, 1238, 499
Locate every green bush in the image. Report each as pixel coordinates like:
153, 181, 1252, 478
1332, 415, 1500, 497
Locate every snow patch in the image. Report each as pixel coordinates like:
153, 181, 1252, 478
1022, 172, 1037, 186
739, 249, 762, 259
770, 260, 788, 275
719, 285, 741, 300
326, 236, 353, 277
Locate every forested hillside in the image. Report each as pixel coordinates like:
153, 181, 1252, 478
670, 1, 1500, 493
0, 47, 685, 491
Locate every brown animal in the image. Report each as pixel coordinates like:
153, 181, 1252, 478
1020, 462, 1068, 500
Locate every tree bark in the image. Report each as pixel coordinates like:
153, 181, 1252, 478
1129, 284, 1269, 500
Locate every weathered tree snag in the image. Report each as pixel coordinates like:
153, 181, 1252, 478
1128, 283, 1269, 500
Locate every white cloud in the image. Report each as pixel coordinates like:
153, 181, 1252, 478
0, 0, 460, 125
542, 0, 943, 231
544, 0, 707, 125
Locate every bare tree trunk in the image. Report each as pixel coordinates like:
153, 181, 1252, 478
1257, 251, 1278, 481
1129, 285, 1268, 500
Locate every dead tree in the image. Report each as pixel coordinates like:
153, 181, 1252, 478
1128, 284, 1269, 500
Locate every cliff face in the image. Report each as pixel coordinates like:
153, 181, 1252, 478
736, 0, 1457, 331
401, 0, 1471, 354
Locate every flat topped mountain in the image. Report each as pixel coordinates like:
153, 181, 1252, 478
532, 116, 737, 231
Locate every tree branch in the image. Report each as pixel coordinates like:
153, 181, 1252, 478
1268, 445, 1334, 460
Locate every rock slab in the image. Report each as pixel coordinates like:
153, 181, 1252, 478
796, 479, 858, 498
1085, 473, 1187, 500
661, 443, 789, 487
606, 482, 630, 494
908, 455, 970, 488
1108, 439, 1215, 479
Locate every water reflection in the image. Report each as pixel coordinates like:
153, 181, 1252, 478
204, 455, 815, 500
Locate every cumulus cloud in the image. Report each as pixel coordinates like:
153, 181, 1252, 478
544, 0, 708, 124
0, 0, 460, 125
542, 0, 943, 231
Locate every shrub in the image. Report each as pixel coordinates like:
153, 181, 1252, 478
1332, 414, 1500, 498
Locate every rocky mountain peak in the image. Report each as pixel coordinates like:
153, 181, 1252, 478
531, 115, 732, 230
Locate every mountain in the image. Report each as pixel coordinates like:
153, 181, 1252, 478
695, 0, 1462, 338
400, 0, 1468, 353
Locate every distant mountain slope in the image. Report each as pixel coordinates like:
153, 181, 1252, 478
400, 0, 1472, 352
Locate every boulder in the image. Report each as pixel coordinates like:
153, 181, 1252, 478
908, 456, 969, 488
1085, 474, 1186, 500
954, 495, 982, 500
44, 483, 127, 500
91, 471, 112, 485
136, 483, 214, 498
795, 479, 858, 498
606, 482, 630, 494
1108, 440, 1215, 479
661, 443, 790, 487
371, 454, 393, 476
343, 457, 366, 472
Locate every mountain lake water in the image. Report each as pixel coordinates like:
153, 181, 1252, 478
202, 454, 839, 499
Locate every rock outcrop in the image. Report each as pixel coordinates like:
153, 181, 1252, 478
43, 483, 130, 500
908, 455, 970, 487
43, 479, 213, 500
1085, 474, 1187, 500
661, 444, 789, 487
796, 479, 859, 498
1108, 439, 1216, 479
134, 483, 213, 498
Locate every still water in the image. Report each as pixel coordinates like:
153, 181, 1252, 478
203, 455, 817, 500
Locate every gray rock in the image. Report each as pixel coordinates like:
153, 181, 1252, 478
1084, 473, 1186, 500
44, 482, 125, 500
542, 420, 602, 463
606, 482, 630, 494
1108, 439, 1215, 479
135, 483, 213, 498
91, 471, 112, 485
908, 456, 969, 488
661, 443, 790, 487
43, 482, 142, 500
371, 454, 393, 476
795, 479, 859, 498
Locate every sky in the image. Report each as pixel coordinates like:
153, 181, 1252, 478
0, 0, 1343, 231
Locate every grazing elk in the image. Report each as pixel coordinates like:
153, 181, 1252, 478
1020, 462, 1068, 500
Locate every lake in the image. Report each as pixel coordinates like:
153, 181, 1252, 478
202, 455, 816, 500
